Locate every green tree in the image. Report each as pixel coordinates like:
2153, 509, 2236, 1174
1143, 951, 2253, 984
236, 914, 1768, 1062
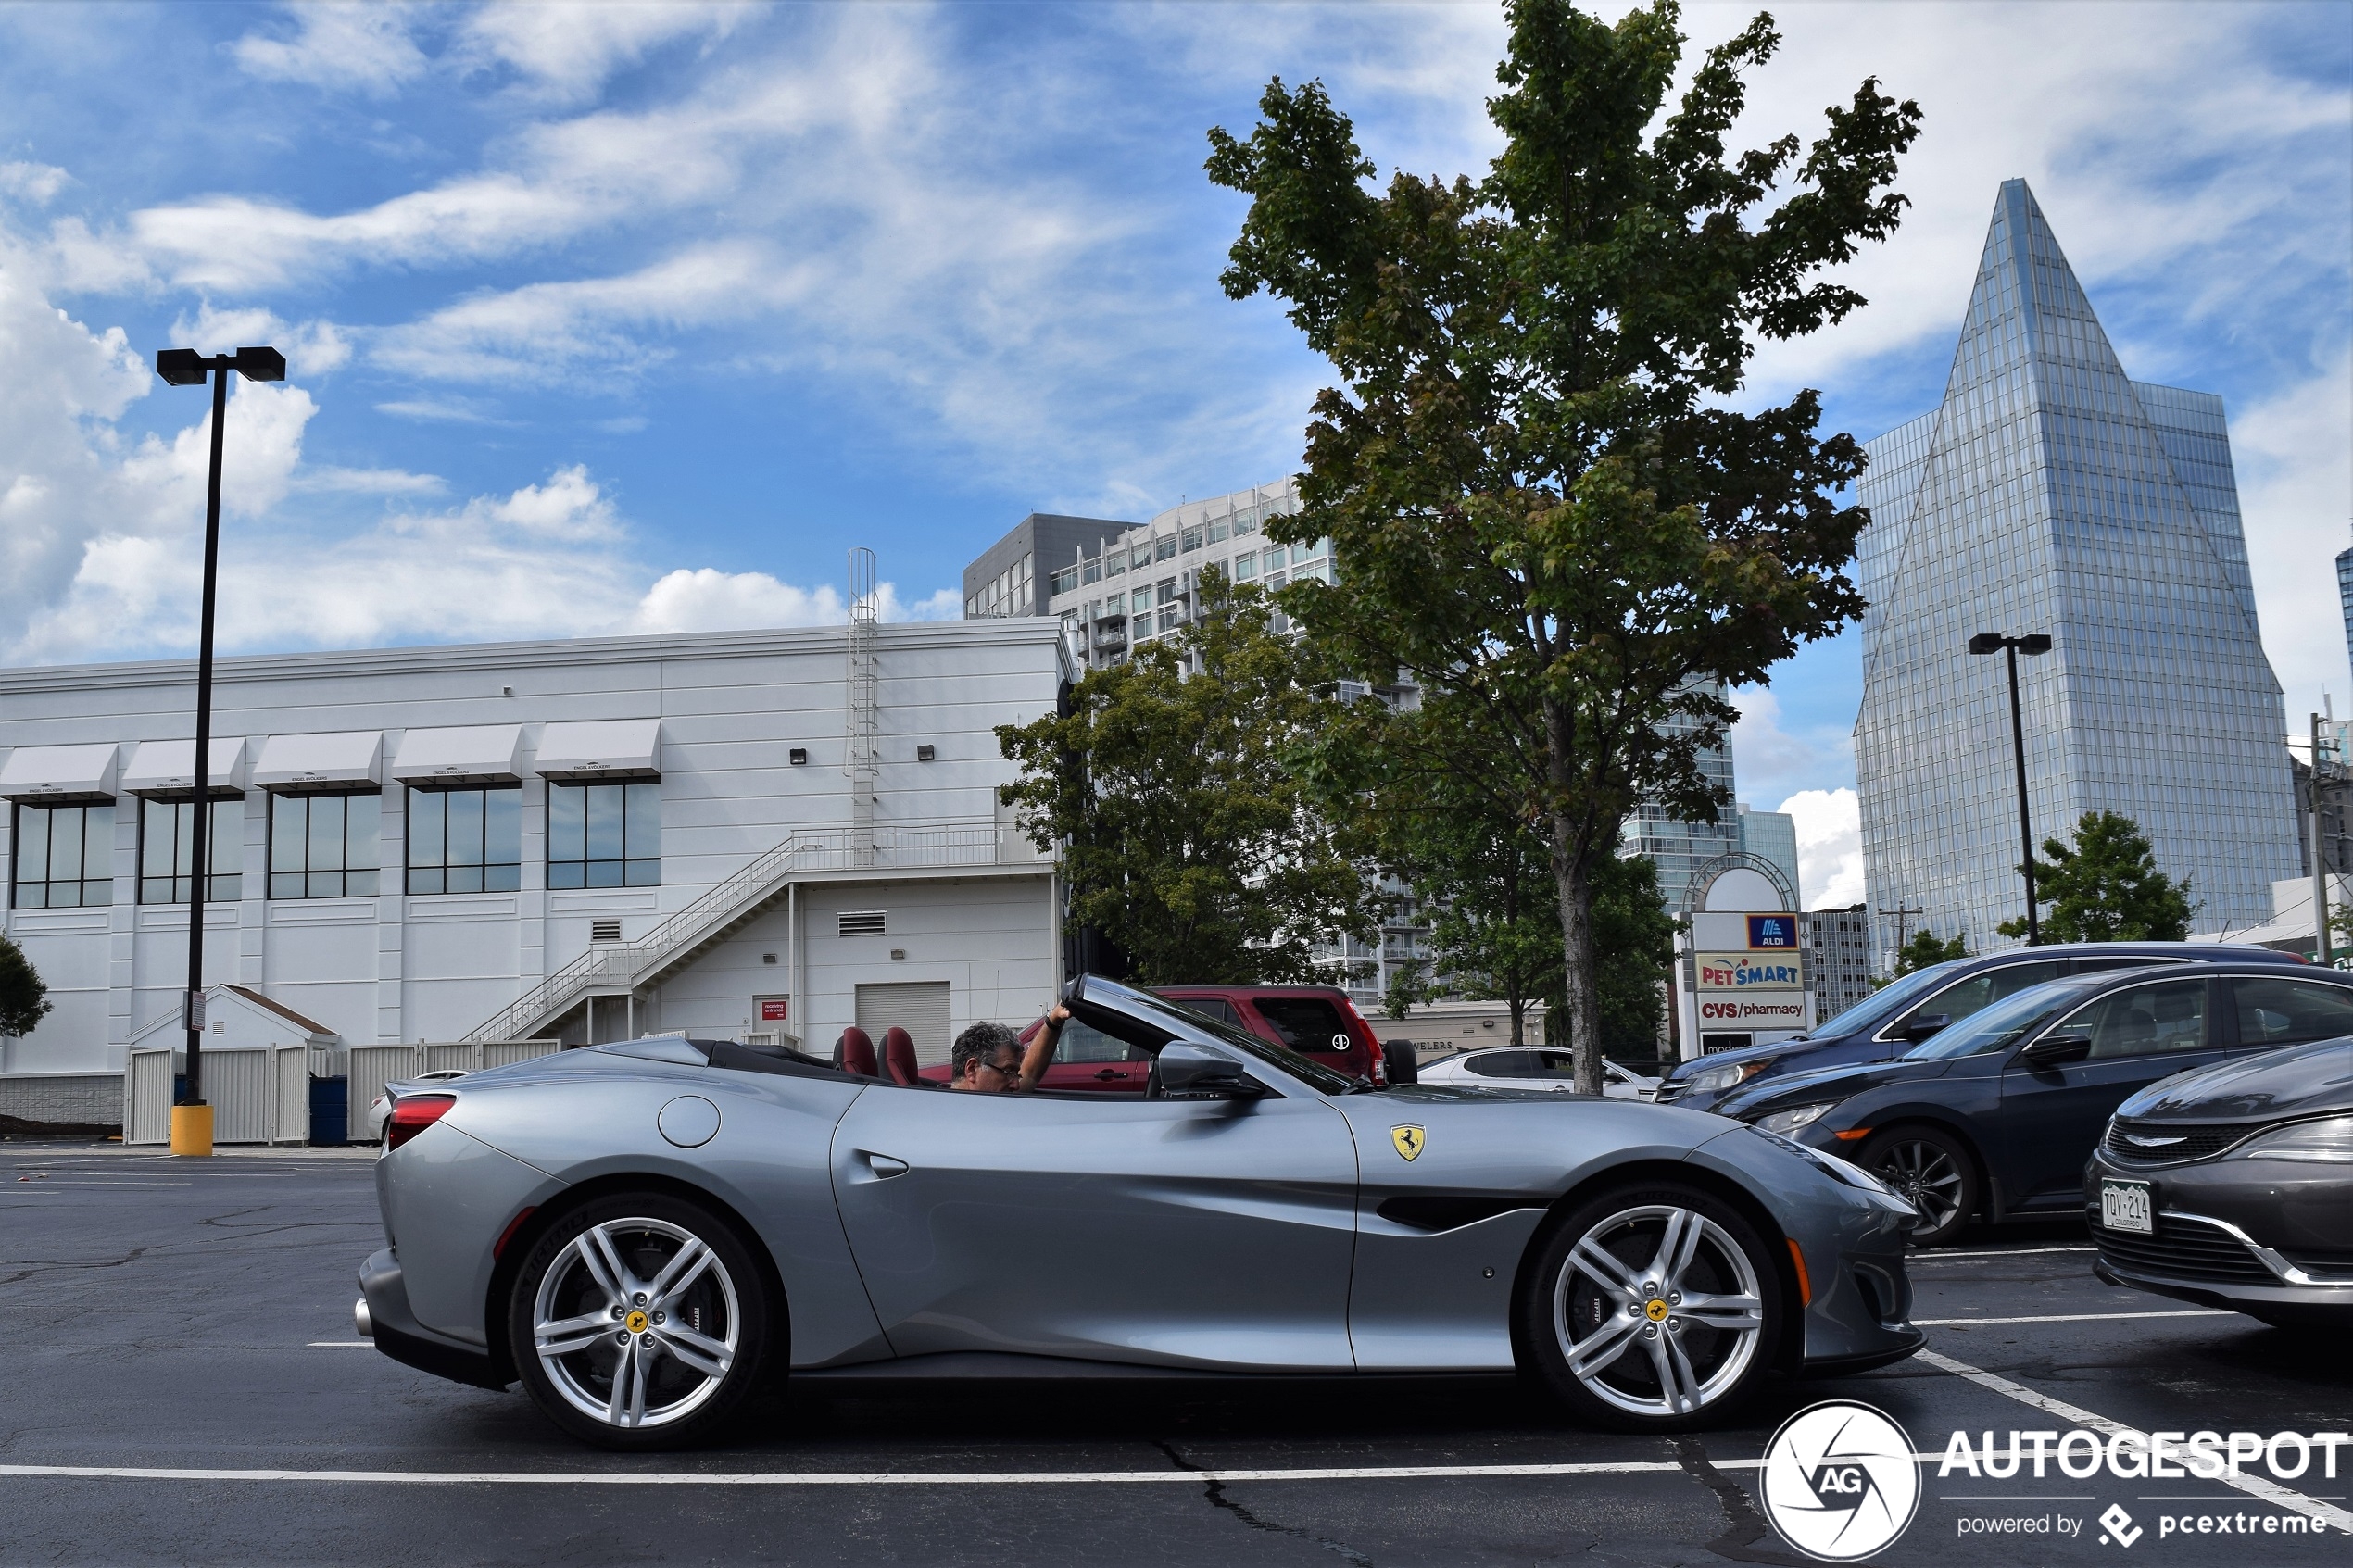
0, 933, 49, 1039
1892, 927, 1968, 976
1337, 693, 1676, 1053
1998, 810, 2193, 944
1206, 0, 1919, 1088
997, 571, 1376, 985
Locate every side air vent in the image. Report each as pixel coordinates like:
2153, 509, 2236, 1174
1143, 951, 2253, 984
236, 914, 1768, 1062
589, 919, 623, 943
838, 910, 887, 937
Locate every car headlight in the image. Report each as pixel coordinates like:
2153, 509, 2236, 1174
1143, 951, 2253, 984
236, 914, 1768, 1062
1753, 1101, 1836, 1135
1749, 1126, 1909, 1203
1689, 1060, 1770, 1096
2228, 1114, 2353, 1164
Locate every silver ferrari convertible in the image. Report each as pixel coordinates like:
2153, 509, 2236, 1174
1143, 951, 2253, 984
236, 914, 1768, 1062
357, 976, 1923, 1449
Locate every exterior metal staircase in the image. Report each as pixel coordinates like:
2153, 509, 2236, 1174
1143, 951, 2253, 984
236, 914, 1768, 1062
461, 819, 1015, 1043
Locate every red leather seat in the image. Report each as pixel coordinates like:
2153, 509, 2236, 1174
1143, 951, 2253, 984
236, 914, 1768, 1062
834, 1026, 877, 1078
881, 1026, 921, 1086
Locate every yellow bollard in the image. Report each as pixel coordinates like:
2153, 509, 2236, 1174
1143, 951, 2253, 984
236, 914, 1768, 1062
170, 1103, 214, 1157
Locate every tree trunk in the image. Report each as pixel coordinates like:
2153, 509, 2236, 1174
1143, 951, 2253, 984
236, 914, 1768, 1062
1543, 696, 1604, 1095
1508, 996, 1525, 1047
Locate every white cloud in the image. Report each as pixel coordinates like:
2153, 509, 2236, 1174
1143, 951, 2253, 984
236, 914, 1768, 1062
232, 3, 428, 97
457, 2, 749, 103
1729, 686, 1855, 805
2232, 346, 2353, 718
169, 302, 353, 377
0, 161, 69, 204
1779, 788, 1866, 910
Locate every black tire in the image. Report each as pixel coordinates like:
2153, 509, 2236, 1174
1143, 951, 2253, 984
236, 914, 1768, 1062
1856, 1125, 1979, 1248
507, 1191, 774, 1450
1518, 1182, 1782, 1432
1382, 1039, 1419, 1085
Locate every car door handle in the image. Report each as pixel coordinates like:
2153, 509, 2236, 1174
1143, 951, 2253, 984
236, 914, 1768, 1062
1094, 1069, 1129, 1081
858, 1151, 910, 1179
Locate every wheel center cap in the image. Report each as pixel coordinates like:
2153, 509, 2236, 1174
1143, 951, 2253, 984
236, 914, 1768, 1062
624, 1309, 648, 1334
1644, 1298, 1669, 1323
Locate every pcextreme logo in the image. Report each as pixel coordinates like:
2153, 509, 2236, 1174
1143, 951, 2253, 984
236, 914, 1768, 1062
1760, 1400, 1922, 1562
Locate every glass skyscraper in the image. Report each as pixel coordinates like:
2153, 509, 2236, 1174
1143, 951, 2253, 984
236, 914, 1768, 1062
1854, 180, 2298, 956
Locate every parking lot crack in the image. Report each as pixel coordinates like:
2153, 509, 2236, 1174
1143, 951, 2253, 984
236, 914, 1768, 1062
1672, 1437, 1804, 1567
1151, 1441, 1375, 1567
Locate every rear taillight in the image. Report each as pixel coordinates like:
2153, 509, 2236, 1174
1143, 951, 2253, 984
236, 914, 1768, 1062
1340, 997, 1387, 1084
385, 1094, 457, 1150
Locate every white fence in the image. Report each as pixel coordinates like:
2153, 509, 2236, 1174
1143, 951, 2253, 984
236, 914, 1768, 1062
121, 1045, 307, 1146
345, 1040, 560, 1143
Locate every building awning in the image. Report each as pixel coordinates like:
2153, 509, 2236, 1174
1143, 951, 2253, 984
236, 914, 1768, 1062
250, 731, 384, 793
535, 719, 661, 781
121, 737, 248, 797
0, 742, 120, 804
389, 725, 523, 787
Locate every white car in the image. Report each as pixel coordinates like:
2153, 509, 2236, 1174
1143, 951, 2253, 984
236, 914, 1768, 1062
1417, 1046, 1658, 1099
364, 1069, 471, 1141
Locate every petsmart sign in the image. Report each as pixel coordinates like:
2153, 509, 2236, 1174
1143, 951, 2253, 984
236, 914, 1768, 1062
1695, 954, 1805, 991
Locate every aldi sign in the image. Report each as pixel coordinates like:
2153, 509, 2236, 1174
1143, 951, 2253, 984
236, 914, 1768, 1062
1747, 914, 1797, 949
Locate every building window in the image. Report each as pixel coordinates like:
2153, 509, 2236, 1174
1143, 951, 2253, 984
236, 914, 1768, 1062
1103, 552, 1123, 578
1233, 510, 1257, 535
267, 792, 379, 899
141, 797, 244, 904
11, 803, 114, 909
1078, 559, 1100, 586
547, 781, 660, 888
1155, 535, 1177, 562
1208, 518, 1229, 544
1180, 526, 1202, 553
408, 786, 521, 895
1235, 555, 1258, 581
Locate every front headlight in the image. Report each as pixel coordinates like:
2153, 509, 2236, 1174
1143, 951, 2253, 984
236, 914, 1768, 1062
1690, 1059, 1770, 1095
2229, 1115, 2353, 1164
1753, 1101, 1836, 1135
1749, 1126, 1909, 1204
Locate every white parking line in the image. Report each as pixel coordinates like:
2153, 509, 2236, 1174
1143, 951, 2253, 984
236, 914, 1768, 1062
1918, 1348, 2353, 1536
307, 1342, 372, 1348
0, 1454, 1971, 1487
1917, 1310, 2231, 1326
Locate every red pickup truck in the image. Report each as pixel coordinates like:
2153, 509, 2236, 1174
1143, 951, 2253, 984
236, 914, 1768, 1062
915, 984, 1391, 1092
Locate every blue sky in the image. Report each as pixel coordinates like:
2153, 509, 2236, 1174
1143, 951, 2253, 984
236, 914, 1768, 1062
0, 2, 2347, 902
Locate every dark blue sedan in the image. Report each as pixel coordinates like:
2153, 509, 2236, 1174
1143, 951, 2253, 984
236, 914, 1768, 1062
1712, 962, 2353, 1245
1656, 941, 2306, 1115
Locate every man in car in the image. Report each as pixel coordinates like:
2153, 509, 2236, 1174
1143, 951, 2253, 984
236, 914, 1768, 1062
950, 1003, 1071, 1091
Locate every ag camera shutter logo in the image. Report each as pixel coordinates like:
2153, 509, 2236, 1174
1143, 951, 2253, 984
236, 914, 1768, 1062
1760, 1400, 1921, 1561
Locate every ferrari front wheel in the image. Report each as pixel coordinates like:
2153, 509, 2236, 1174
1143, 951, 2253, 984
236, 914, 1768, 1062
507, 1191, 772, 1449
1520, 1183, 1780, 1431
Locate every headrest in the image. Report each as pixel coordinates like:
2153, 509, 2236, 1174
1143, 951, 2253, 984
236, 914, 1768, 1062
882, 1026, 921, 1086
835, 1025, 877, 1078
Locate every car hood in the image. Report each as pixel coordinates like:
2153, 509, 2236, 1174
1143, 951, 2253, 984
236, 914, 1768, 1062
1717, 1054, 1958, 1119
1662, 1036, 1812, 1082
2116, 1036, 2353, 1122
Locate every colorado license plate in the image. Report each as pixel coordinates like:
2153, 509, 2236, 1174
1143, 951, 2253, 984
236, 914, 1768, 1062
2100, 1177, 2153, 1235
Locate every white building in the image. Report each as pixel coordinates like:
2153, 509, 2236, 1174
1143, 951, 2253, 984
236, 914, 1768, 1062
0, 621, 1066, 1077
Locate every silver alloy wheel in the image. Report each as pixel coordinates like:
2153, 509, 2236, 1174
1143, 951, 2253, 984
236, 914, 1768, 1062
531, 1216, 740, 1430
1874, 1139, 1965, 1236
1552, 1203, 1766, 1418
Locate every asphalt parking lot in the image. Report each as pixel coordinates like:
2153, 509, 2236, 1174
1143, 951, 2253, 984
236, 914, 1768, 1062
3, 1141, 2347, 1567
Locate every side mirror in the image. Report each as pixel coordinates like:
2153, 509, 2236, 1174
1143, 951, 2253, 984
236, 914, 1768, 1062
1157, 1043, 1262, 1098
2019, 1033, 2093, 1070
1899, 1014, 1951, 1043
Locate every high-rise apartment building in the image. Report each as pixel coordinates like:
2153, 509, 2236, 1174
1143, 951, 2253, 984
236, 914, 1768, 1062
1855, 180, 2298, 955
963, 513, 1138, 621
1803, 906, 1875, 1021
1735, 803, 1801, 909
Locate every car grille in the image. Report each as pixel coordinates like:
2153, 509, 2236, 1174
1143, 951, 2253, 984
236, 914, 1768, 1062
2093, 1211, 2276, 1284
2102, 1120, 2252, 1165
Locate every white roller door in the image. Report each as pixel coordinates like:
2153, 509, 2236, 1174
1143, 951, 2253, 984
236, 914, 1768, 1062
855, 981, 953, 1066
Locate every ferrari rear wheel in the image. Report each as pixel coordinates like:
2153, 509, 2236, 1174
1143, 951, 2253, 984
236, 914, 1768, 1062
1520, 1184, 1779, 1431
508, 1191, 772, 1449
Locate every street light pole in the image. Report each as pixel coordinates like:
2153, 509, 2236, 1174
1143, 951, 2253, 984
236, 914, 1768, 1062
1969, 632, 2053, 945
154, 345, 284, 1157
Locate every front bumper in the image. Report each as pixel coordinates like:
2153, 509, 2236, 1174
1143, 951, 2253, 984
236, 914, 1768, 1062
359, 1248, 510, 1390
2083, 1150, 2353, 1323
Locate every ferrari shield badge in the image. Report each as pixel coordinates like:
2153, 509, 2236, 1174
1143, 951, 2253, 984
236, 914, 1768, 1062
1390, 1124, 1426, 1161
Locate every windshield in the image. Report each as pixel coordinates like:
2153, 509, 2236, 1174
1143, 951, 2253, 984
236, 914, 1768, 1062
1806, 962, 1959, 1040
1900, 975, 2102, 1059
1099, 982, 1362, 1094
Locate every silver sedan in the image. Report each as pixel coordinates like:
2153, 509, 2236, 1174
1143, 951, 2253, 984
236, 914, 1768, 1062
357, 975, 1920, 1449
